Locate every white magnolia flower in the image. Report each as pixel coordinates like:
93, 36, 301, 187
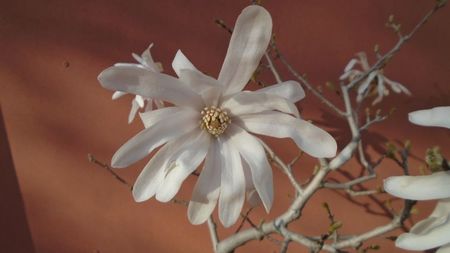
384, 106, 450, 252
98, 5, 337, 227
112, 44, 164, 123
340, 52, 411, 105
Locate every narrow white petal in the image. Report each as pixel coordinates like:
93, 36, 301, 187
343, 58, 359, 73
112, 91, 126, 100
437, 243, 450, 253
371, 74, 385, 105
408, 106, 450, 129
140, 44, 161, 72
172, 50, 199, 77
356, 71, 377, 102
254, 81, 305, 103
135, 95, 145, 108
410, 199, 450, 235
226, 124, 273, 212
222, 91, 299, 117
357, 52, 370, 70
139, 107, 183, 128
111, 108, 198, 168
218, 136, 245, 227
219, 5, 272, 96
384, 171, 450, 200
242, 160, 261, 207
188, 141, 222, 225
98, 65, 204, 109
128, 99, 140, 124
156, 131, 210, 202
237, 112, 337, 158
132, 133, 194, 202
395, 212, 450, 250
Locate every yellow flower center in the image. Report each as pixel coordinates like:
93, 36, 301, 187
200, 106, 231, 137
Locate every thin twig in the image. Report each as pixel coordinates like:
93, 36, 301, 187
208, 216, 220, 252
88, 153, 131, 189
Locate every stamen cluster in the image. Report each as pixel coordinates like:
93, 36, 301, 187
200, 106, 231, 137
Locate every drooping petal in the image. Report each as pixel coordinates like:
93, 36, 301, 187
242, 160, 261, 207
172, 50, 199, 77
188, 140, 222, 225
128, 99, 140, 124
111, 108, 199, 168
218, 136, 245, 227
132, 133, 195, 202
254, 81, 305, 103
221, 91, 299, 117
343, 58, 359, 73
237, 112, 337, 158
98, 65, 204, 109
226, 124, 273, 212
155, 131, 210, 202
139, 107, 183, 128
408, 106, 450, 129
357, 52, 370, 70
219, 5, 272, 96
371, 74, 385, 105
395, 200, 450, 250
384, 171, 450, 200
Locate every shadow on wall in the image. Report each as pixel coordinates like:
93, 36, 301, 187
0, 106, 36, 253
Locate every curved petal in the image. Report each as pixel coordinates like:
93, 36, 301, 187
254, 81, 305, 103
111, 108, 199, 168
357, 52, 370, 70
128, 99, 140, 124
219, 5, 272, 96
343, 58, 359, 73
132, 132, 195, 202
112, 91, 126, 100
410, 199, 450, 235
384, 171, 450, 200
226, 124, 273, 212
242, 160, 261, 207
139, 107, 184, 128
155, 131, 210, 202
217, 136, 245, 227
188, 140, 222, 225
237, 112, 337, 158
408, 106, 450, 129
221, 91, 299, 117
98, 65, 204, 109
396, 212, 450, 250
356, 71, 377, 102
371, 74, 385, 105
384, 77, 411, 95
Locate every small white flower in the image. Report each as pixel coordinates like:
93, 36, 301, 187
98, 6, 337, 227
111, 44, 165, 124
340, 52, 411, 105
384, 106, 450, 252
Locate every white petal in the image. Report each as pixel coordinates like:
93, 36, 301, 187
135, 95, 145, 108
188, 141, 222, 225
139, 107, 183, 128
112, 91, 126, 100
172, 50, 199, 77
237, 112, 337, 158
356, 71, 377, 102
396, 200, 450, 250
132, 133, 194, 202
98, 65, 204, 109
221, 91, 299, 117
219, 5, 272, 96
254, 81, 305, 103
156, 131, 210, 202
384, 171, 450, 200
140, 44, 160, 72
128, 99, 140, 124
343, 58, 359, 73
357, 52, 370, 70
225, 124, 273, 212
242, 160, 261, 207
111, 108, 198, 168
437, 243, 450, 253
408, 106, 450, 129
178, 69, 223, 106
371, 74, 385, 105
218, 136, 245, 227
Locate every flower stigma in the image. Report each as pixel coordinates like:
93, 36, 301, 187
200, 106, 231, 137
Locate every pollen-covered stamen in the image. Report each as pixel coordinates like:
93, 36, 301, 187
200, 106, 231, 137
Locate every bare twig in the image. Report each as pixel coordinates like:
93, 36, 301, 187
88, 153, 131, 189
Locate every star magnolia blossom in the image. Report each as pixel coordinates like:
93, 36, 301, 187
98, 5, 337, 227
384, 106, 450, 252
112, 44, 164, 123
340, 52, 411, 105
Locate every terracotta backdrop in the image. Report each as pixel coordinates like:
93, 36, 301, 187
1, 0, 449, 252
